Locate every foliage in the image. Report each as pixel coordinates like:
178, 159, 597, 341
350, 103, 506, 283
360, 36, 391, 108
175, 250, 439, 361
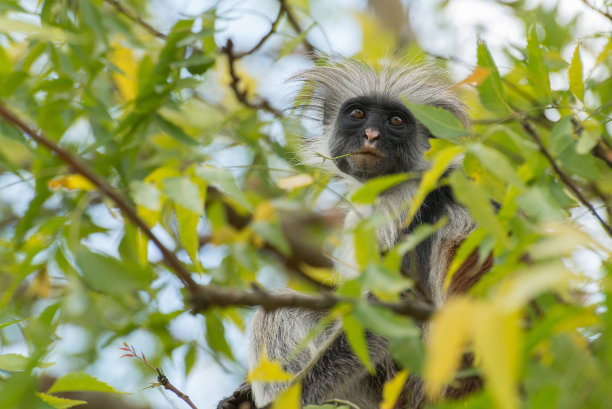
0, 1, 611, 409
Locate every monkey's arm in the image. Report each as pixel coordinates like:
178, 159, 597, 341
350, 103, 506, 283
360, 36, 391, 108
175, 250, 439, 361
249, 306, 395, 409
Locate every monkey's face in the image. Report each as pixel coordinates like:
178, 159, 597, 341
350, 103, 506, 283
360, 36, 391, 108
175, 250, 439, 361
330, 96, 430, 180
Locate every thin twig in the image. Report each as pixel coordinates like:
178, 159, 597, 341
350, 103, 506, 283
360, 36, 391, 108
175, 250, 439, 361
279, 0, 316, 55
580, 0, 612, 23
234, 4, 285, 58
0, 102, 199, 293
221, 39, 279, 115
120, 343, 199, 409
517, 115, 612, 236
105, 0, 168, 40
159, 376, 198, 409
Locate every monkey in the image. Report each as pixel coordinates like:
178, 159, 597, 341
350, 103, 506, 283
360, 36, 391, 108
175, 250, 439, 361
216, 57, 492, 409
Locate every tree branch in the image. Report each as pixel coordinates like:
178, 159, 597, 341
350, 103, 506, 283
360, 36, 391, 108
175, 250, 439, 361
189, 283, 434, 321
120, 343, 199, 409
0, 102, 199, 294
279, 0, 316, 55
0, 103, 435, 321
518, 116, 612, 236
580, 0, 612, 23
105, 0, 168, 40
234, 4, 285, 58
221, 39, 279, 115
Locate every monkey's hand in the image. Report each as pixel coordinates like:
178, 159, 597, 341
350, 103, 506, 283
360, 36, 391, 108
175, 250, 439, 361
217, 383, 256, 409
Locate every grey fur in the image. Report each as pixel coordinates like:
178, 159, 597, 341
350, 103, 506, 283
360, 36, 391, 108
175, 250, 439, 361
247, 57, 474, 409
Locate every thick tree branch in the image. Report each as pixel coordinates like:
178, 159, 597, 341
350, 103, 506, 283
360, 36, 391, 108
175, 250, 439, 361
0, 102, 199, 294
190, 283, 434, 321
518, 116, 612, 236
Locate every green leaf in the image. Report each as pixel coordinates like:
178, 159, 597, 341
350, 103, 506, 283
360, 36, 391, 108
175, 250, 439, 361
558, 147, 600, 180
468, 143, 524, 187
77, 0, 106, 45
37, 393, 86, 409
569, 44, 584, 102
278, 24, 315, 59
251, 221, 292, 257
352, 302, 419, 340
172, 53, 215, 75
196, 166, 253, 212
360, 264, 412, 300
0, 317, 30, 330
176, 204, 202, 271
403, 100, 468, 140
342, 314, 374, 373
184, 343, 197, 375
576, 129, 601, 154
47, 372, 126, 394
406, 145, 464, 224
130, 181, 161, 211
448, 172, 506, 244
549, 116, 574, 156
515, 187, 566, 221
476, 40, 508, 113
0, 353, 53, 371
354, 221, 380, 269
162, 176, 203, 215
155, 113, 198, 146
526, 25, 551, 97
205, 311, 235, 360
75, 249, 155, 296
351, 173, 412, 204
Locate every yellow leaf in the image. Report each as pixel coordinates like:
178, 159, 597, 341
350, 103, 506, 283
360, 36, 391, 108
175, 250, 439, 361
136, 205, 160, 228
380, 369, 410, 409
135, 228, 148, 267
356, 13, 397, 61
247, 352, 294, 382
253, 201, 276, 222
453, 67, 491, 89
110, 41, 138, 101
473, 307, 521, 409
210, 225, 238, 245
175, 204, 202, 273
277, 174, 314, 191
424, 297, 475, 398
48, 175, 95, 191
144, 166, 181, 186
495, 261, 572, 313
0, 17, 67, 41
298, 263, 337, 285
404, 145, 464, 227
270, 383, 301, 409
568, 43, 584, 102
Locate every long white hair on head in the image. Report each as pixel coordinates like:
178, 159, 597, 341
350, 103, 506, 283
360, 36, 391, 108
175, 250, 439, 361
289, 55, 469, 173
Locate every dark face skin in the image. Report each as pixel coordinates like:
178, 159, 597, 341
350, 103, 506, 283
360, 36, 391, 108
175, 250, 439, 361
330, 96, 428, 181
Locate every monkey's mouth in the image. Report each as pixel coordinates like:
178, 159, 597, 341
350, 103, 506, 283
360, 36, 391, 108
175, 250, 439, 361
347, 146, 386, 171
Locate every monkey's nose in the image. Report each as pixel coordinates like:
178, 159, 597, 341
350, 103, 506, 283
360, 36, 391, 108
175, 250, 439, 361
365, 127, 380, 142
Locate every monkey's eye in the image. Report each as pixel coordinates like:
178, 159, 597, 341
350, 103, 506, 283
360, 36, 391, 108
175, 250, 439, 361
349, 108, 365, 119
389, 115, 404, 126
